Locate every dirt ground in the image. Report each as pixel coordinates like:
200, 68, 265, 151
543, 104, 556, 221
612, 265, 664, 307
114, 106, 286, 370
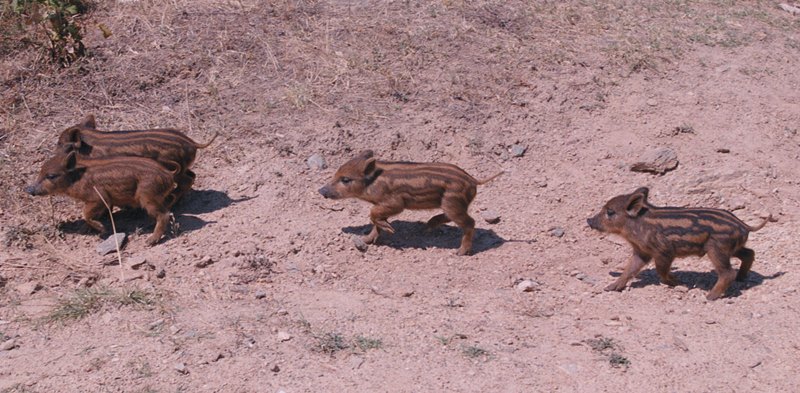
1, 1, 800, 392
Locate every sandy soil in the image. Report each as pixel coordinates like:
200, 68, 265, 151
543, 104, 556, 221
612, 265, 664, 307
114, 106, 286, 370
1, 1, 800, 392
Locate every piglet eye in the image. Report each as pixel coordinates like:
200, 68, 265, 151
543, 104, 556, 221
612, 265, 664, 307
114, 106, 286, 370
45, 173, 59, 180
606, 209, 616, 217
340, 177, 352, 184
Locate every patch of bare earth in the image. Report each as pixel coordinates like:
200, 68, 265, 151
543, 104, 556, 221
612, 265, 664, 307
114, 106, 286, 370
1, 1, 799, 391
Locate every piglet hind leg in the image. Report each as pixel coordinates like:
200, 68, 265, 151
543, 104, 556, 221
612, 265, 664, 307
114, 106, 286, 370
605, 252, 651, 292
142, 200, 170, 246
734, 248, 755, 282
441, 195, 475, 256
706, 247, 736, 301
363, 204, 403, 244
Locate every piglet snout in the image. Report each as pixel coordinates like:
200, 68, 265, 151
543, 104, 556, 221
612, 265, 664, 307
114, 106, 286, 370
24, 184, 38, 196
318, 186, 332, 199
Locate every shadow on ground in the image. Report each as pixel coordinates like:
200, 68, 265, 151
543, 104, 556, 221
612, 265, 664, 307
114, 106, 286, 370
617, 269, 786, 298
57, 188, 253, 236
342, 220, 505, 255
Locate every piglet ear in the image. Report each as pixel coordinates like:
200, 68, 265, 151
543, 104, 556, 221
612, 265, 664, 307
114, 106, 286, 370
78, 114, 96, 129
632, 187, 649, 201
358, 150, 374, 160
625, 189, 648, 217
363, 157, 377, 176
62, 151, 77, 170
362, 157, 382, 185
61, 127, 82, 149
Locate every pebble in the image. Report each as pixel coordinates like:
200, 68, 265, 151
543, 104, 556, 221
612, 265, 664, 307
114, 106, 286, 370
174, 362, 188, 374
16, 281, 42, 295
306, 154, 327, 170
481, 210, 501, 224
630, 147, 678, 174
549, 227, 565, 237
351, 235, 368, 252
276, 309, 289, 316
510, 144, 527, 157
277, 331, 292, 342
646, 98, 658, 106
96, 233, 127, 256
716, 148, 730, 153
128, 256, 148, 270
270, 364, 280, 372
195, 256, 214, 268
1, 338, 18, 351
156, 269, 166, 279
255, 290, 267, 299
515, 280, 539, 292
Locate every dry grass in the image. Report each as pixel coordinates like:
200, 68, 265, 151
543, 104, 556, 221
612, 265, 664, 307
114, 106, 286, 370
45, 287, 161, 323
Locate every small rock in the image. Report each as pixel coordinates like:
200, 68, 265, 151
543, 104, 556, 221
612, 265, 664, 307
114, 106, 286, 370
481, 210, 501, 224
16, 281, 42, 295
128, 256, 148, 270
276, 309, 289, 316
156, 269, 166, 279
270, 364, 280, 372
351, 235, 368, 252
0, 338, 18, 351
716, 148, 730, 153
673, 336, 689, 352
255, 290, 267, 299
559, 363, 579, 375
549, 227, 565, 237
174, 362, 188, 374
401, 289, 415, 297
510, 144, 527, 157
209, 353, 224, 363
195, 256, 214, 268
630, 147, 679, 174
646, 98, 658, 106
277, 331, 292, 342
306, 154, 327, 170
148, 319, 165, 330
515, 280, 539, 292
96, 233, 127, 256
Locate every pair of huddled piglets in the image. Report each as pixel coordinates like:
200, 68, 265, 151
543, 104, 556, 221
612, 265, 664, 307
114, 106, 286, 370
26, 116, 216, 245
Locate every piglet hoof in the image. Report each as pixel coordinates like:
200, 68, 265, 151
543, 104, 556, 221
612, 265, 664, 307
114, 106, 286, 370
145, 235, 162, 246
705, 291, 722, 301
604, 282, 625, 292
360, 235, 377, 245
455, 248, 472, 256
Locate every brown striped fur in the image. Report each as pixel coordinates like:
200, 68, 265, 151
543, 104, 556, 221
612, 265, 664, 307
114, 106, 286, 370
56, 115, 216, 203
587, 187, 770, 300
319, 150, 502, 255
26, 151, 178, 246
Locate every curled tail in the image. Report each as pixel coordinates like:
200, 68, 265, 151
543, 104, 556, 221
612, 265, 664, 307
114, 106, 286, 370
746, 215, 772, 232
477, 171, 504, 185
194, 132, 219, 148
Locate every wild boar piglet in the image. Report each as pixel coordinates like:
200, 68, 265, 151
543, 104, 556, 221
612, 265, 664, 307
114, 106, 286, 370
26, 151, 178, 246
587, 187, 770, 300
319, 150, 502, 256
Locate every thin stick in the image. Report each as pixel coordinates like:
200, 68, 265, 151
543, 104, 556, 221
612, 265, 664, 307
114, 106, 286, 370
93, 186, 124, 281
